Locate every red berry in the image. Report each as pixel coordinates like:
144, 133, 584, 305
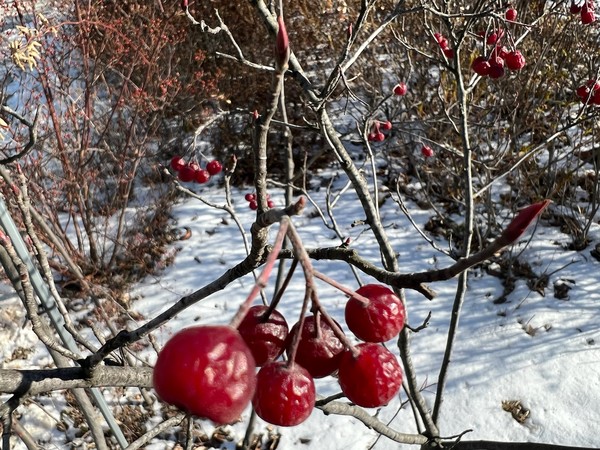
253, 362, 315, 426
287, 314, 345, 378
245, 193, 256, 202
249, 200, 258, 210
345, 284, 405, 343
443, 48, 455, 59
153, 326, 256, 424
505, 50, 526, 71
421, 145, 435, 158
434, 33, 449, 49
591, 90, 600, 105
188, 161, 200, 172
570, 1, 582, 13
375, 132, 385, 142
238, 305, 289, 366
181, 0, 188, 10
576, 84, 591, 99
488, 65, 505, 79
381, 121, 392, 131
505, 7, 518, 21
471, 56, 491, 76
170, 156, 186, 172
393, 82, 407, 96
194, 169, 210, 184
338, 343, 403, 408
486, 29, 504, 45
206, 160, 223, 175
581, 9, 596, 23
177, 164, 196, 182
267, 200, 275, 208
367, 132, 377, 142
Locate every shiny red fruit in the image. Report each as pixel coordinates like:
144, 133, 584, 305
267, 200, 275, 208
345, 284, 405, 343
287, 314, 345, 378
506, 50, 526, 71
170, 156, 186, 172
393, 82, 407, 96
153, 326, 256, 424
177, 164, 196, 182
472, 56, 491, 76
338, 343, 403, 408
238, 305, 289, 366
381, 121, 392, 131
207, 160, 223, 175
581, 9, 596, 23
249, 200, 258, 210
421, 145, 435, 158
245, 193, 256, 202
253, 362, 316, 426
194, 169, 210, 184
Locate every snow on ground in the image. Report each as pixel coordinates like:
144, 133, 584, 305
127, 177, 600, 449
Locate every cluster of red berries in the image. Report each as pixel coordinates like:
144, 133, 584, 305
434, 32, 454, 59
576, 79, 600, 105
245, 192, 275, 210
471, 20, 526, 78
153, 284, 406, 427
570, 0, 596, 24
367, 120, 393, 142
170, 156, 222, 184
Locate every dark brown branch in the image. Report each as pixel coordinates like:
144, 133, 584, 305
0, 105, 39, 165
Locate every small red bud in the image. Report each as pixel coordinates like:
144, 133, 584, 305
181, 0, 188, 11
500, 200, 551, 244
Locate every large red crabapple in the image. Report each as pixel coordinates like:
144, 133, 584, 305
253, 361, 316, 426
153, 325, 256, 424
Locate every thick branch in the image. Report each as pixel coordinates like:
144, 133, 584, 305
0, 366, 152, 396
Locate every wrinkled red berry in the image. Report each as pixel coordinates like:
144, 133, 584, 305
338, 343, 403, 408
393, 82, 408, 96
287, 314, 345, 378
153, 326, 256, 424
345, 284, 406, 343
253, 362, 315, 426
238, 305, 289, 366
170, 156, 186, 172
506, 50, 526, 71
207, 160, 223, 175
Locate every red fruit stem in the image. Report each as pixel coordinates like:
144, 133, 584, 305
286, 287, 313, 368
260, 258, 299, 322
230, 218, 290, 329
313, 270, 372, 306
311, 296, 359, 358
